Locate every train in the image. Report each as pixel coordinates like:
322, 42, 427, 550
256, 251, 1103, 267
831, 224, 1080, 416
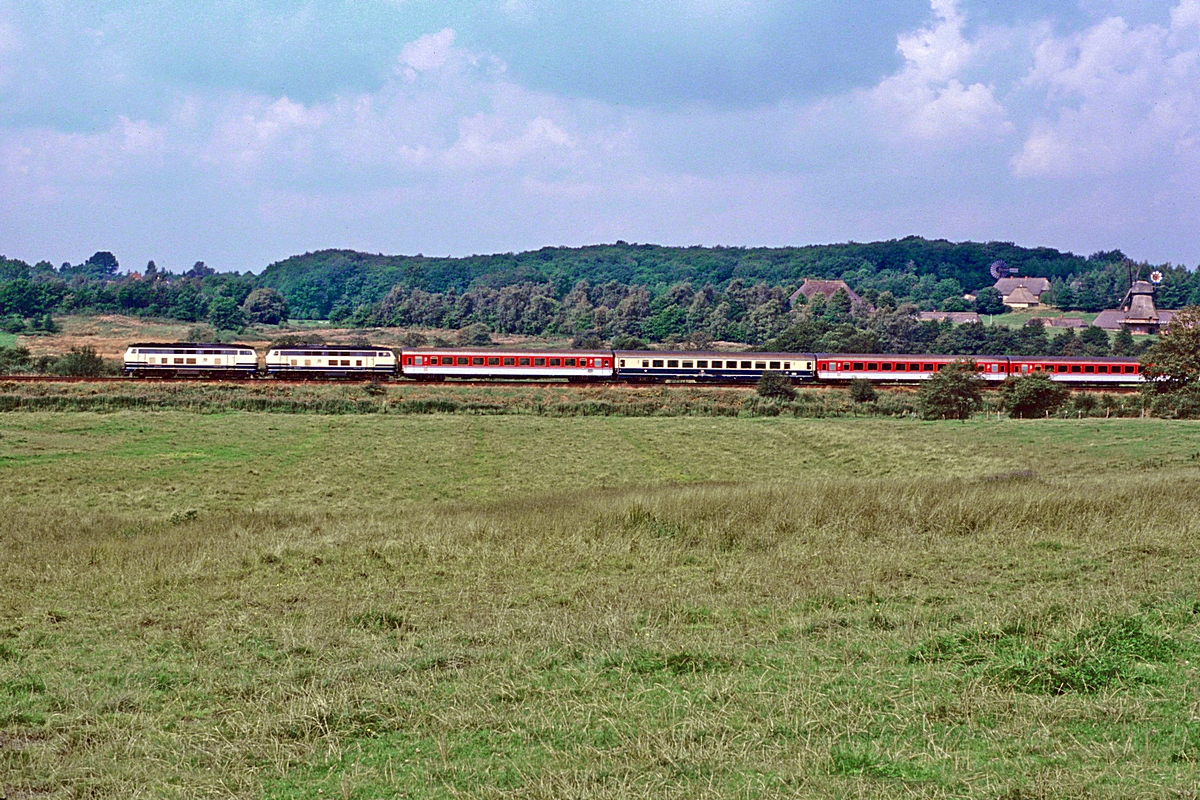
123, 342, 1145, 386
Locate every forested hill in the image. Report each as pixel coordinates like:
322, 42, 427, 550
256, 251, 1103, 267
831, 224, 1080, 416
258, 238, 1110, 319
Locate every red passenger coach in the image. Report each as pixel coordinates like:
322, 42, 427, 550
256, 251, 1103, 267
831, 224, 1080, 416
401, 349, 614, 381
814, 354, 1009, 382
1007, 357, 1142, 384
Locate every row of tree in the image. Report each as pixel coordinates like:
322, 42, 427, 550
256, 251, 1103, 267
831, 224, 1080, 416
5, 239, 1200, 332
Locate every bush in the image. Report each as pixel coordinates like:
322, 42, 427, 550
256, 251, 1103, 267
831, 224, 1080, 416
456, 323, 493, 347
0, 345, 32, 374
1, 315, 25, 334
848, 379, 876, 403
51, 346, 106, 377
917, 360, 983, 420
756, 371, 796, 400
572, 331, 603, 349
1000, 373, 1069, 418
401, 332, 427, 347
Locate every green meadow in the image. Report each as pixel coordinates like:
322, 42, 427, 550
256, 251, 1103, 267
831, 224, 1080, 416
3, 413, 1200, 798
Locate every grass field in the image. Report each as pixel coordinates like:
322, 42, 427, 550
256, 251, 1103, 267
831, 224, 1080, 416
3, 414, 1200, 798
0, 331, 16, 348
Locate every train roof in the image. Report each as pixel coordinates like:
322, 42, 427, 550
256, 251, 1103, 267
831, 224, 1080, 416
127, 342, 256, 349
403, 347, 611, 356
267, 344, 394, 351
813, 352, 1140, 362
614, 350, 812, 359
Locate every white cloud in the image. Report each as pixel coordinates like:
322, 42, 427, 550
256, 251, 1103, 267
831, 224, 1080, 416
1012, 4, 1200, 176
866, 0, 1008, 142
400, 28, 456, 75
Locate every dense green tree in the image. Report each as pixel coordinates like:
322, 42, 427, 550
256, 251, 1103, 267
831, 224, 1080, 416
207, 296, 245, 331
242, 288, 290, 325
975, 286, 1005, 315
1142, 305, 1200, 393
1000, 373, 1070, 418
1111, 326, 1136, 356
1078, 325, 1111, 356
917, 360, 983, 420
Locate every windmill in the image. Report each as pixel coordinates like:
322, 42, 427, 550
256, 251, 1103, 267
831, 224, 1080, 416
989, 260, 1018, 281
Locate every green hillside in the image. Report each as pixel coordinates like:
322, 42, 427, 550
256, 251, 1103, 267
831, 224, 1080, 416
258, 238, 1106, 318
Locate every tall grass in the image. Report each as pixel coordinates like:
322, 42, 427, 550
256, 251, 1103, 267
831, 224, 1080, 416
3, 423, 1200, 797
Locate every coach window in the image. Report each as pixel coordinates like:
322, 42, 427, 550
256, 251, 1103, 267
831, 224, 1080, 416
565, 358, 576, 366
882, 363, 892, 371
472, 357, 484, 365
1057, 365, 1068, 373
738, 361, 749, 369
868, 363, 878, 371
1084, 365, 1095, 373
682, 361, 693, 368
769, 361, 780, 370
753, 361, 764, 369
697, 360, 707, 368
667, 360, 679, 368
534, 358, 546, 366
503, 357, 516, 366
922, 363, 933, 371
549, 358, 561, 366
1128, 365, 1138, 373
782, 362, 790, 370
455, 357, 467, 365
652, 359, 664, 368
851, 362, 862, 370
641, 360, 650, 368
1098, 365, 1108, 373
356, 360, 363, 367
710, 360, 721, 368
1071, 365, 1082, 373
619, 359, 625, 368
519, 357, 531, 366
488, 357, 500, 365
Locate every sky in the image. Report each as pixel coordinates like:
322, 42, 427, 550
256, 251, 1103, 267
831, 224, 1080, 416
2, 0, 1200, 273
